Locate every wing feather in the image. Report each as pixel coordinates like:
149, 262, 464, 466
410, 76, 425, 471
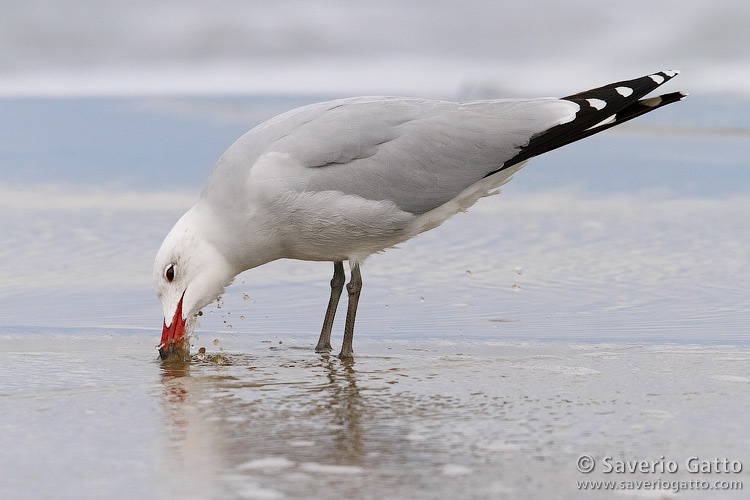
227, 97, 578, 215
202, 71, 682, 219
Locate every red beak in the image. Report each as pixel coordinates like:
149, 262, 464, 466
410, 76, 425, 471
159, 294, 187, 360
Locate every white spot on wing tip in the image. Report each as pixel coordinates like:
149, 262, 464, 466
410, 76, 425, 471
615, 86, 633, 97
586, 98, 607, 110
679, 92, 689, 99
641, 96, 663, 108
649, 74, 665, 84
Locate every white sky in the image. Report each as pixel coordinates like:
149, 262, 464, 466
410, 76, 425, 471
1, 0, 748, 97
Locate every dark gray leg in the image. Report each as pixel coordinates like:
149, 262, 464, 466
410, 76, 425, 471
339, 263, 362, 359
315, 261, 345, 353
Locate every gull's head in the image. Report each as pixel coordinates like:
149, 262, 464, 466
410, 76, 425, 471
153, 206, 235, 360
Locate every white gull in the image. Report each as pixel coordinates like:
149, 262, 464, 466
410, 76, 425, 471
154, 70, 685, 359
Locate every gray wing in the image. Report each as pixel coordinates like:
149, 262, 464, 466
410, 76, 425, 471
210, 96, 579, 215
207, 71, 683, 216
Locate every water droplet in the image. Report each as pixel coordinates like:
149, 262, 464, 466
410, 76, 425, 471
419, 297, 425, 302
279, 340, 283, 345
240, 315, 245, 320
512, 284, 521, 291
196, 311, 203, 317
515, 266, 523, 276
465, 270, 472, 275
213, 338, 219, 345
243, 294, 249, 300
227, 324, 232, 330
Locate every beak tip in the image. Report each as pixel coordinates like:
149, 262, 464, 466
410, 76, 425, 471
159, 342, 190, 361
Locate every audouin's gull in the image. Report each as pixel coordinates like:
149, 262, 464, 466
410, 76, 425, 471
154, 70, 685, 359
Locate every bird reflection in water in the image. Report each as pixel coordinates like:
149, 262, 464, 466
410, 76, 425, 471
316, 355, 364, 464
156, 349, 368, 480
157, 356, 239, 496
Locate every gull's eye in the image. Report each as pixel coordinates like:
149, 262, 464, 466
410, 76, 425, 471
165, 265, 175, 282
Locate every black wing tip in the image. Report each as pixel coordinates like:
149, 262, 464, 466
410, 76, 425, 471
566, 90, 686, 140
558, 69, 685, 131
485, 70, 685, 177
563, 69, 682, 102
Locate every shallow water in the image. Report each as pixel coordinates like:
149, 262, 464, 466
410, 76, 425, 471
2, 331, 749, 500
1, 95, 749, 498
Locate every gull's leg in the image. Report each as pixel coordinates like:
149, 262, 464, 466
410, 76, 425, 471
339, 263, 362, 359
315, 261, 345, 353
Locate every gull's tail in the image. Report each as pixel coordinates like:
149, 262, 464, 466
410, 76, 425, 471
491, 70, 687, 176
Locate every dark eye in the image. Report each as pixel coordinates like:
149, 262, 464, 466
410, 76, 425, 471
165, 265, 175, 282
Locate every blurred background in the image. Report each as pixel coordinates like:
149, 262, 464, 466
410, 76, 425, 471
1, 0, 748, 98
0, 0, 748, 337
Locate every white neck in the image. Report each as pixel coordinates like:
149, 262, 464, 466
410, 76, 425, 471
191, 199, 284, 273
